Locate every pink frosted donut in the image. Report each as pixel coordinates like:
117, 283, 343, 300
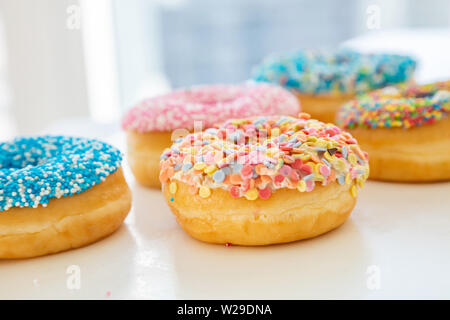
122, 83, 300, 132
122, 83, 301, 188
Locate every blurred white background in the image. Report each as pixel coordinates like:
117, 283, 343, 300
0, 0, 449, 140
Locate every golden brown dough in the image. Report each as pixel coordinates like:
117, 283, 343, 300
0, 169, 132, 259
346, 117, 450, 182
126, 131, 173, 188
294, 92, 353, 124
163, 181, 355, 246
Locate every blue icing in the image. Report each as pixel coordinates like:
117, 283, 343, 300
0, 136, 122, 211
252, 50, 416, 95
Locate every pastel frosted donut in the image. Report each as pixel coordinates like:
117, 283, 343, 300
122, 83, 300, 188
252, 49, 416, 123
0, 136, 131, 258
160, 113, 369, 246
336, 80, 450, 182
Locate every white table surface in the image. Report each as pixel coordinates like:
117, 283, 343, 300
0, 127, 449, 300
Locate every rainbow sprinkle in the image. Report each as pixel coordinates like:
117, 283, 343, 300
337, 80, 450, 129
252, 49, 416, 95
160, 113, 369, 200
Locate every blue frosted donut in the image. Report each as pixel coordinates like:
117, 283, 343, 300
0, 136, 122, 211
252, 50, 416, 95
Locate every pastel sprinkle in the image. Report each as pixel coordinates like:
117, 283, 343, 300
194, 162, 206, 171
305, 180, 315, 192
240, 165, 253, 179
199, 186, 211, 198
297, 180, 307, 192
274, 174, 285, 184
319, 165, 331, 177
279, 165, 292, 176
160, 114, 369, 200
169, 182, 177, 194
212, 169, 226, 183
229, 186, 240, 198
245, 188, 259, 201
258, 187, 271, 200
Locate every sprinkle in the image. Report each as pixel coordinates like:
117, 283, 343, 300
122, 83, 300, 132
230, 163, 243, 174
240, 165, 253, 179
258, 187, 272, 200
0, 136, 122, 212
337, 81, 450, 129
212, 169, 226, 183
230, 174, 243, 185
160, 114, 369, 201
305, 180, 315, 192
182, 163, 193, 172
345, 173, 352, 185
297, 180, 306, 192
319, 165, 330, 177
199, 186, 211, 198
279, 165, 292, 176
341, 146, 348, 159
205, 165, 217, 175
274, 174, 285, 184
348, 153, 358, 165
350, 185, 358, 197
169, 182, 177, 194
245, 188, 259, 200
229, 186, 240, 198
253, 49, 416, 95
194, 162, 206, 171
291, 158, 303, 169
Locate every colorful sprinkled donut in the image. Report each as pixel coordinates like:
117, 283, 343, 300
252, 49, 416, 123
336, 80, 450, 182
0, 136, 131, 258
122, 83, 300, 187
161, 113, 369, 245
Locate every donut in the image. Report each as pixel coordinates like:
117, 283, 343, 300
0, 136, 132, 258
160, 113, 369, 246
122, 83, 300, 188
252, 49, 416, 123
336, 80, 450, 182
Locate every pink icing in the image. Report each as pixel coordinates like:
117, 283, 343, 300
122, 83, 301, 132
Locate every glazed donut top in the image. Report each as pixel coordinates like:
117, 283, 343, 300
252, 50, 416, 95
337, 80, 450, 129
122, 83, 300, 132
160, 113, 369, 200
0, 136, 122, 211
